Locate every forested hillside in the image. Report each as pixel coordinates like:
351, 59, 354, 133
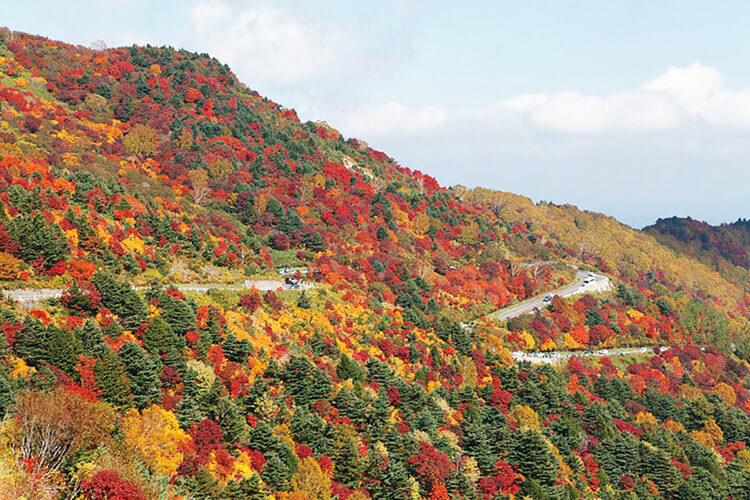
646, 217, 750, 288
1, 29, 750, 499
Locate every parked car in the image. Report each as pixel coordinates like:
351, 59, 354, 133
543, 295, 553, 303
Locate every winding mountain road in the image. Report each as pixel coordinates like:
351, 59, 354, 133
492, 270, 610, 321
2, 279, 312, 307
512, 346, 662, 364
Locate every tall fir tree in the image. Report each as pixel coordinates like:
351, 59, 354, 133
262, 452, 291, 491
143, 316, 177, 356
94, 346, 133, 409
510, 430, 559, 489
14, 316, 49, 367
77, 320, 104, 355
160, 294, 196, 337
118, 341, 163, 409
176, 369, 204, 427
46, 325, 82, 375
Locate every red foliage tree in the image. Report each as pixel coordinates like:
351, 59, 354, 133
81, 470, 146, 500
406, 441, 454, 492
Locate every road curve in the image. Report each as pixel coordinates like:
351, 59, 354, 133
492, 271, 610, 321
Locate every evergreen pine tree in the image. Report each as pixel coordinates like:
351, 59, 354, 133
462, 419, 497, 474
262, 452, 291, 491
143, 316, 177, 356
163, 348, 188, 378
46, 325, 82, 375
222, 334, 252, 363
214, 397, 248, 445
15, 316, 49, 367
304, 231, 324, 251
77, 320, 104, 355
335, 353, 365, 382
207, 306, 222, 339
282, 355, 331, 407
161, 294, 196, 336
222, 473, 266, 500
290, 406, 324, 447
94, 346, 133, 409
374, 456, 411, 500
92, 271, 147, 329
7, 213, 68, 267
333, 436, 366, 489
296, 291, 310, 309
176, 369, 204, 427
278, 211, 301, 234
365, 389, 391, 442
249, 421, 277, 453
0, 374, 13, 418
641, 445, 681, 497
118, 342, 163, 409
511, 430, 559, 489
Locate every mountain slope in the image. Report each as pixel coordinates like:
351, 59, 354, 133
646, 216, 750, 286
1, 28, 750, 499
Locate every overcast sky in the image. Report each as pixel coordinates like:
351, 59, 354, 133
3, 0, 750, 228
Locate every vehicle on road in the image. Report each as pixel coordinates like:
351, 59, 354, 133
543, 295, 553, 302
583, 276, 595, 284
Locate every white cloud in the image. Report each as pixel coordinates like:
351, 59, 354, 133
341, 62, 750, 139
495, 62, 750, 134
505, 90, 683, 133
186, 1, 348, 88
642, 62, 723, 115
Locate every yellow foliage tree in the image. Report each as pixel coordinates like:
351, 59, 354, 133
702, 418, 724, 444
123, 124, 159, 158
177, 128, 193, 149
690, 430, 717, 450
713, 382, 737, 406
635, 411, 658, 433
413, 212, 430, 236
0, 252, 22, 280
84, 93, 108, 114
662, 419, 686, 434
208, 158, 234, 182
736, 449, 750, 470
290, 457, 332, 500
459, 355, 478, 388
188, 168, 211, 205
509, 404, 540, 431
519, 331, 535, 350
122, 405, 191, 476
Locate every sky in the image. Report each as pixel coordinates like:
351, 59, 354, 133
2, 0, 750, 228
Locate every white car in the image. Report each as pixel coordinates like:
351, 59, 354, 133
583, 276, 595, 284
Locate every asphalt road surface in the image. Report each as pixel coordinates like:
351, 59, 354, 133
492, 271, 610, 321
511, 346, 662, 364
2, 279, 312, 307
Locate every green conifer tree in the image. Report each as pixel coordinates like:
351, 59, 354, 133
511, 430, 559, 489
94, 346, 133, 409
14, 316, 49, 367
262, 452, 291, 491
176, 369, 204, 427
143, 316, 177, 356
161, 294, 196, 337
118, 342, 163, 409
46, 325, 82, 375
77, 320, 104, 355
